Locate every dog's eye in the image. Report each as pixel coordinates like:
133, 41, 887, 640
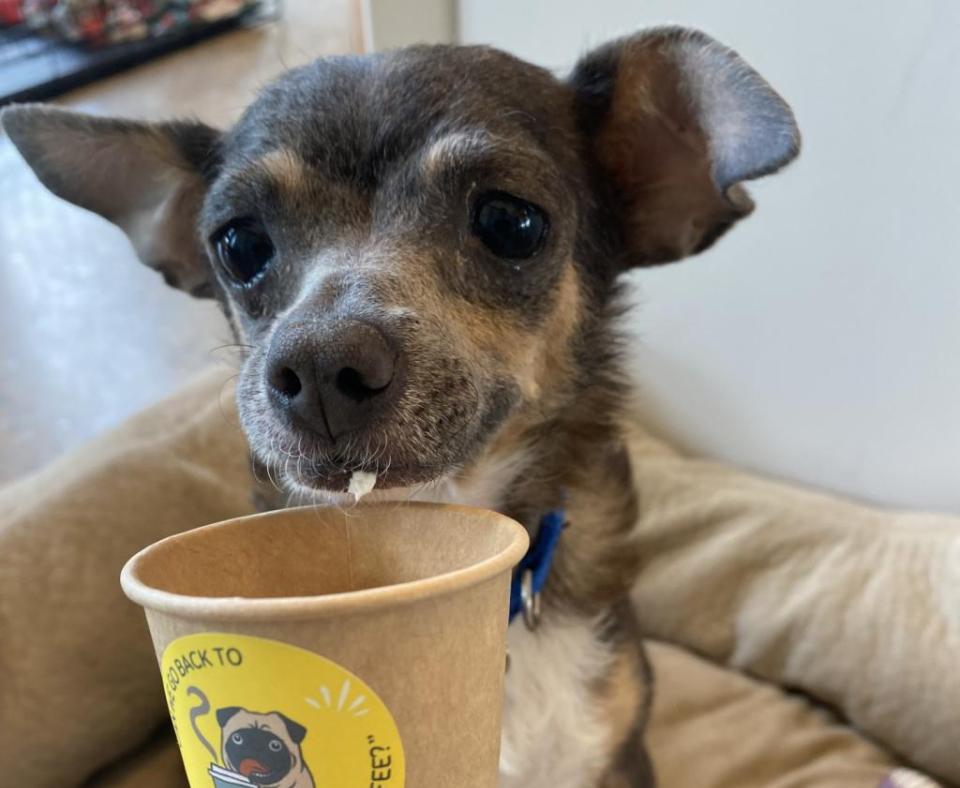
212, 219, 275, 285
472, 192, 548, 260
268, 740, 283, 752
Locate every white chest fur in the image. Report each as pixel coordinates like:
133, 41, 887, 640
500, 615, 616, 788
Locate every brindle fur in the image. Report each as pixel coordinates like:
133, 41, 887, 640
2, 28, 799, 788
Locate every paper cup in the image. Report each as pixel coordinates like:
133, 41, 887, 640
121, 502, 528, 788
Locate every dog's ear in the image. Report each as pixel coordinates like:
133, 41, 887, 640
277, 713, 307, 745
570, 27, 800, 266
1, 104, 220, 297
216, 706, 243, 729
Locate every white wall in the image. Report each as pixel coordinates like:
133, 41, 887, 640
460, 0, 960, 514
363, 0, 456, 52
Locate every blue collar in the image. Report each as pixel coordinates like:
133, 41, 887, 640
509, 509, 566, 625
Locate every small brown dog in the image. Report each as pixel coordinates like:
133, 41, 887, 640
3, 27, 798, 787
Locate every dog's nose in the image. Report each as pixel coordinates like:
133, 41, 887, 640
266, 320, 400, 441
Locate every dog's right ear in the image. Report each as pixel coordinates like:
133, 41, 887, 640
216, 706, 243, 729
1, 104, 220, 297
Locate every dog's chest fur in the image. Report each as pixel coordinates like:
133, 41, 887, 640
500, 616, 620, 788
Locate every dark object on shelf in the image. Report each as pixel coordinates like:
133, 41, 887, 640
0, 1, 274, 106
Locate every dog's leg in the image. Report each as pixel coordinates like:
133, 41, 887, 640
599, 738, 656, 788
595, 620, 656, 788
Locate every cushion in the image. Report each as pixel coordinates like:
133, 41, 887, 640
0, 369, 954, 786
627, 420, 960, 783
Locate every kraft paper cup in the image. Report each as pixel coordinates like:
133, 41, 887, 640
121, 502, 528, 788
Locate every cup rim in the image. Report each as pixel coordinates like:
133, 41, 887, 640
121, 502, 529, 621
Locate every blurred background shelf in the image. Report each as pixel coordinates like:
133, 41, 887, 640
0, 0, 275, 106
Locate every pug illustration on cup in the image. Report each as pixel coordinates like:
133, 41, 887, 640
206, 706, 316, 788
160, 636, 405, 787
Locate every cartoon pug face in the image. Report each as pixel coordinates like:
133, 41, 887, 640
217, 707, 315, 788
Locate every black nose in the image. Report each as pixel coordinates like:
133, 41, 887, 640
266, 320, 401, 441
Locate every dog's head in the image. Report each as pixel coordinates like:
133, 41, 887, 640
2, 30, 798, 499
217, 707, 307, 785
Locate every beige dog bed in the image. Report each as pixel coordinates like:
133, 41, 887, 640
1, 369, 956, 787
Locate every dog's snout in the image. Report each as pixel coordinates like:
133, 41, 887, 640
267, 320, 401, 441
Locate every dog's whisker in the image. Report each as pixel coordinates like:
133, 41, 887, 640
216, 373, 242, 426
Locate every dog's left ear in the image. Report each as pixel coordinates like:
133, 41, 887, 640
277, 713, 307, 745
1, 104, 220, 297
570, 27, 800, 265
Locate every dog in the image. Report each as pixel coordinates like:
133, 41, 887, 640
2, 27, 798, 787
216, 707, 315, 788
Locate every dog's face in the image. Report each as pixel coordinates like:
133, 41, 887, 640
2, 30, 799, 497
209, 45, 588, 495
217, 707, 307, 786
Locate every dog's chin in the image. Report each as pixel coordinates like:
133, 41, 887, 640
244, 396, 514, 505
278, 461, 453, 505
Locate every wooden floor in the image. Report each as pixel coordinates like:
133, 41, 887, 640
0, 0, 360, 483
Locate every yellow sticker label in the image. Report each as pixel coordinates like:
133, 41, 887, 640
161, 633, 405, 788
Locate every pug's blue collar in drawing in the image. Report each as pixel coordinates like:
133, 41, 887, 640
509, 509, 566, 630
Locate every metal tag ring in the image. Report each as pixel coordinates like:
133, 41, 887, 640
520, 569, 541, 631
